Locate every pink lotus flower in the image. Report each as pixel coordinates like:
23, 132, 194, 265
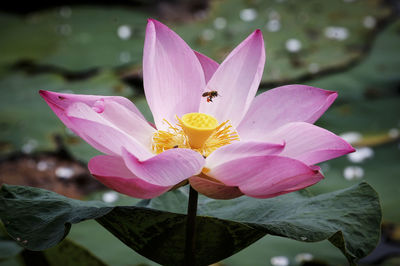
40, 19, 354, 200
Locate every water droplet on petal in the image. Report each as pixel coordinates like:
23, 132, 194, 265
240, 8, 257, 22
285, 38, 302, 53
117, 25, 132, 40
343, 166, 364, 180
270, 256, 289, 266
102, 191, 119, 203
214, 17, 227, 30
347, 147, 374, 163
92, 99, 105, 113
55, 166, 75, 179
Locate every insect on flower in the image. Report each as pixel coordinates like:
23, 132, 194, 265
202, 90, 219, 102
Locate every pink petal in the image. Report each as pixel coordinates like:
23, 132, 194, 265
207, 155, 322, 198
199, 30, 265, 127
189, 175, 243, 200
122, 147, 205, 186
67, 103, 152, 159
100, 100, 155, 146
237, 85, 337, 139
277, 166, 323, 194
262, 122, 355, 165
89, 155, 171, 199
39, 90, 146, 124
39, 90, 153, 154
205, 141, 284, 170
194, 50, 219, 83
143, 19, 206, 129
243, 171, 324, 199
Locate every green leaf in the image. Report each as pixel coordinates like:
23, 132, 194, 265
44, 238, 107, 266
0, 222, 23, 260
0, 237, 23, 260
141, 182, 382, 264
96, 206, 264, 266
0, 237, 108, 266
0, 183, 380, 265
69, 219, 158, 266
0, 185, 112, 251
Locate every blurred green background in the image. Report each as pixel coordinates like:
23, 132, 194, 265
0, 0, 399, 265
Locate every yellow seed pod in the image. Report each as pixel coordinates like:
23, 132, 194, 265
180, 113, 218, 149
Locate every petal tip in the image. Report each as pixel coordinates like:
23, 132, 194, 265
326, 89, 338, 98
348, 146, 356, 153
252, 29, 264, 40
147, 18, 167, 29
145, 18, 156, 34
38, 90, 61, 106
38, 89, 51, 99
147, 18, 157, 25
340, 136, 356, 154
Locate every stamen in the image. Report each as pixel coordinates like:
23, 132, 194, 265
151, 119, 189, 154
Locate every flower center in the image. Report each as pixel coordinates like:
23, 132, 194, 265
180, 113, 218, 148
152, 113, 239, 157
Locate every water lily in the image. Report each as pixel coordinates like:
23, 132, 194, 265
40, 19, 354, 200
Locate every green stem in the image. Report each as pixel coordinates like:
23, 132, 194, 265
184, 185, 198, 266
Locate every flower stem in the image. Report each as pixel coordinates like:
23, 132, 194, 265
184, 185, 198, 266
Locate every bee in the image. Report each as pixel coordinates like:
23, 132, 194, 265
202, 90, 219, 103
